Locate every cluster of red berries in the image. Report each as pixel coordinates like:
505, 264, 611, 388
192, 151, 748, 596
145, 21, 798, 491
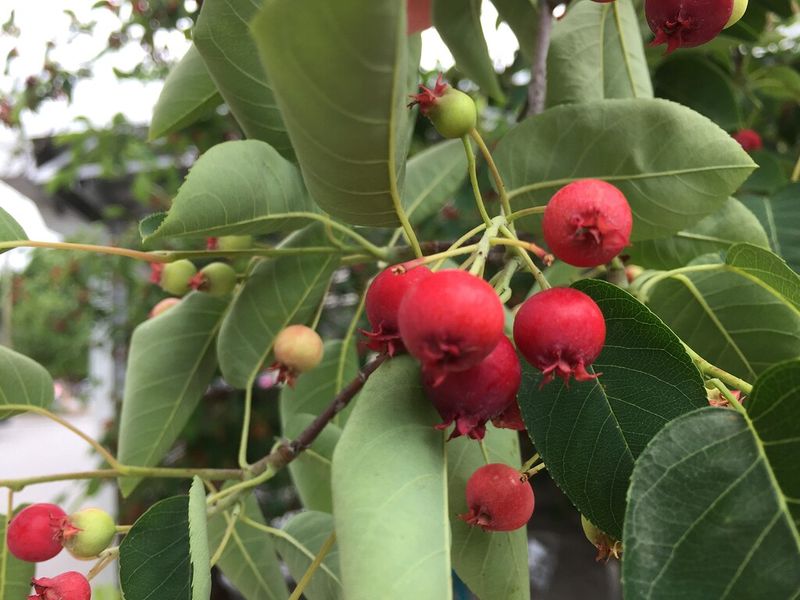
6, 503, 115, 599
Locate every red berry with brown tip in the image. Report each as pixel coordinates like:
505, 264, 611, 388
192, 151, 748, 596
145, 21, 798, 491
364, 262, 432, 355
491, 399, 526, 431
29, 572, 91, 600
7, 503, 66, 562
513, 288, 606, 386
645, 0, 733, 54
543, 179, 632, 268
423, 336, 521, 440
459, 464, 534, 532
398, 270, 504, 381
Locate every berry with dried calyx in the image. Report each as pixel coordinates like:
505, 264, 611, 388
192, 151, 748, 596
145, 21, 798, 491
61, 508, 116, 560
272, 325, 324, 385
150, 260, 197, 296
513, 287, 606, 386
542, 179, 632, 268
363, 261, 432, 355
423, 336, 521, 440
190, 262, 237, 296
6, 503, 67, 563
491, 399, 526, 431
581, 515, 622, 561
398, 269, 504, 383
645, 0, 733, 54
28, 572, 91, 600
409, 74, 477, 139
459, 463, 534, 532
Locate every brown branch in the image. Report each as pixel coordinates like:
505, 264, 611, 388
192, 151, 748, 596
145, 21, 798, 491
527, 0, 555, 117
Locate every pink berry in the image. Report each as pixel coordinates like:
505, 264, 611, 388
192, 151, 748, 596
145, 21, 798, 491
491, 399, 526, 431
272, 325, 324, 386
732, 129, 762, 152
513, 288, 606, 386
364, 262, 432, 356
459, 463, 534, 532
148, 297, 181, 318
7, 503, 67, 563
398, 270, 504, 381
423, 336, 521, 440
542, 179, 632, 268
646, 0, 733, 54
29, 572, 91, 600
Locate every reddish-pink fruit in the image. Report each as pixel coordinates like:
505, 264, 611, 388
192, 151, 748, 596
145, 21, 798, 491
398, 270, 504, 381
491, 399, 526, 431
732, 129, 762, 152
645, 0, 733, 54
407, 0, 431, 34
148, 297, 181, 318
513, 288, 606, 386
459, 464, 534, 532
543, 179, 632, 268
364, 262, 432, 355
423, 336, 521, 440
7, 503, 67, 562
29, 572, 91, 600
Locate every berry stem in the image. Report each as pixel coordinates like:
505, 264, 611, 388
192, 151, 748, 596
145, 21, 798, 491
431, 223, 486, 270
238, 370, 259, 469
479, 440, 491, 465
684, 345, 754, 395
0, 467, 244, 491
462, 136, 493, 226
288, 531, 337, 600
469, 217, 505, 277
496, 225, 552, 290
470, 129, 513, 220
792, 151, 800, 183
520, 453, 540, 473
86, 547, 119, 581
210, 506, 241, 568
521, 462, 547, 480
0, 240, 166, 262
507, 206, 547, 222
708, 379, 747, 416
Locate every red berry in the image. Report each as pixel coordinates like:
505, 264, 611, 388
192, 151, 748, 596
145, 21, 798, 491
364, 262, 432, 355
732, 129, 762, 152
513, 288, 606, 386
29, 572, 91, 600
7, 503, 67, 563
646, 0, 733, 54
423, 336, 521, 440
407, 0, 431, 34
491, 399, 526, 431
459, 464, 534, 532
398, 270, 504, 380
542, 179, 632, 268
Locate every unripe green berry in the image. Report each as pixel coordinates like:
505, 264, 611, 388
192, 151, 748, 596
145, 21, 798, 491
273, 325, 324, 375
160, 260, 197, 296
725, 0, 747, 28
427, 88, 477, 139
217, 235, 253, 251
63, 508, 116, 560
197, 262, 237, 296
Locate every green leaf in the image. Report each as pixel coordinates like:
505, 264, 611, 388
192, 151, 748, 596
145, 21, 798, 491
0, 205, 27, 246
143, 141, 317, 242
547, 0, 652, 108
432, 0, 504, 102
495, 98, 757, 241
491, 0, 538, 62
751, 65, 800, 102
740, 150, 789, 195
519, 280, 707, 540
644, 243, 800, 382
251, 0, 419, 227
623, 405, 800, 598
119, 496, 193, 600
283, 413, 341, 513
331, 356, 451, 599
654, 55, 740, 130
188, 478, 211, 600
627, 198, 770, 270
193, 0, 292, 157
207, 494, 289, 600
149, 44, 221, 140
0, 509, 35, 600
118, 293, 227, 495
741, 183, 800, 272
272, 511, 342, 600
403, 139, 468, 226
0, 345, 54, 420
217, 225, 339, 388
447, 426, 529, 600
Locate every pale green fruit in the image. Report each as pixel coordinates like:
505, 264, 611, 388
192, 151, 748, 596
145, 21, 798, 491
427, 88, 477, 139
273, 325, 324, 374
63, 508, 116, 560
217, 235, 253, 251
198, 262, 238, 296
725, 0, 748, 28
159, 260, 197, 296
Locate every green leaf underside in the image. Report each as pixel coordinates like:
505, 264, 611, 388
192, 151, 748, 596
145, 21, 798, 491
119, 496, 192, 600
273, 511, 342, 600
207, 494, 289, 600
193, 0, 293, 157
741, 183, 800, 273
0, 345, 54, 420
448, 425, 529, 600
0, 509, 36, 600
520, 279, 707, 540
646, 243, 800, 382
188, 478, 211, 600
494, 98, 756, 241
623, 407, 800, 599
628, 198, 770, 270
432, 0, 504, 102
149, 44, 221, 140
0, 205, 28, 246
118, 293, 227, 495
547, 0, 652, 108
403, 139, 468, 225
217, 224, 339, 388
331, 357, 452, 600
143, 140, 317, 242
251, 0, 417, 226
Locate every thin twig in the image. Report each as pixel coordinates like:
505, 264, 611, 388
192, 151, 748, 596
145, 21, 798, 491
527, 0, 554, 117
